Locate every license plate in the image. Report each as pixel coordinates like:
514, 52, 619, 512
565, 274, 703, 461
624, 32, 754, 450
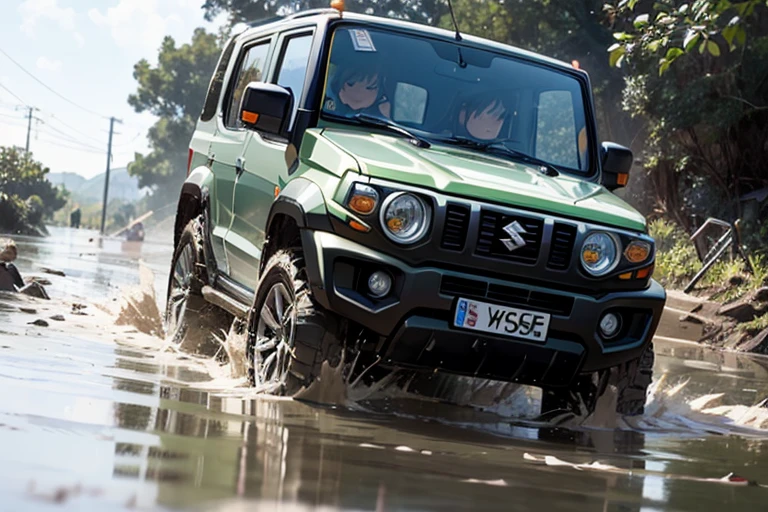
453, 297, 550, 343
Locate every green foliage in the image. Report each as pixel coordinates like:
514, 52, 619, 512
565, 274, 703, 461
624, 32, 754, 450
128, 28, 223, 209
0, 146, 68, 235
201, 0, 447, 25
607, 0, 763, 74
648, 218, 702, 286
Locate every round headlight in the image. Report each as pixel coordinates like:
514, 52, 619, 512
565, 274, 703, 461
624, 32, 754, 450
581, 232, 619, 276
380, 192, 429, 244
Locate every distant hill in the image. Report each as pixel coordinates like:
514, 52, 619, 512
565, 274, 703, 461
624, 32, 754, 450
48, 168, 147, 204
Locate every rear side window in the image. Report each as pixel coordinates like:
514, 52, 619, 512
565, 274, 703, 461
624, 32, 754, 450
201, 37, 236, 122
225, 41, 271, 129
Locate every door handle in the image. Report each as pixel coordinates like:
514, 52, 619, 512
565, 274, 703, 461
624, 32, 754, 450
235, 157, 245, 176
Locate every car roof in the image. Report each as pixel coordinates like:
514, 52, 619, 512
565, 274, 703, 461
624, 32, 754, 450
238, 9, 583, 76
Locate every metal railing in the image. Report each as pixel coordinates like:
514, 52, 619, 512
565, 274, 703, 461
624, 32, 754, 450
684, 217, 754, 293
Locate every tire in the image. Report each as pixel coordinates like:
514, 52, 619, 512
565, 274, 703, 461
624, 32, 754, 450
165, 215, 226, 355
541, 343, 655, 417
246, 249, 346, 395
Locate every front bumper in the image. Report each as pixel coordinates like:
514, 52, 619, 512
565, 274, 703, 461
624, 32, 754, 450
302, 229, 666, 388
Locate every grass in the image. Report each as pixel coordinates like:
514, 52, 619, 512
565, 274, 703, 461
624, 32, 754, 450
740, 313, 768, 335
648, 218, 767, 303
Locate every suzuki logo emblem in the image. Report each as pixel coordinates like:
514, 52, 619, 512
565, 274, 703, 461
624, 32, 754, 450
501, 220, 527, 252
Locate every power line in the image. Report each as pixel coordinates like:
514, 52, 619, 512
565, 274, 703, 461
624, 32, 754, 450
0, 80, 26, 106
37, 137, 105, 154
0, 47, 105, 118
42, 112, 106, 145
37, 120, 105, 152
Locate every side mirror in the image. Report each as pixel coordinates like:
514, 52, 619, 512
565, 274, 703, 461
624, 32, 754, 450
600, 142, 633, 191
239, 82, 293, 136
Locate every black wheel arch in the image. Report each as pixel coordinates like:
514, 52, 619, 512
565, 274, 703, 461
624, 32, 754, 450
260, 178, 333, 276
173, 182, 217, 284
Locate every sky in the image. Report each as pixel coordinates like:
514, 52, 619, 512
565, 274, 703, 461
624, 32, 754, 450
0, 0, 227, 179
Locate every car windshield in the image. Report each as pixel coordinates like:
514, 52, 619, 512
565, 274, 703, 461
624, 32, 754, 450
321, 25, 592, 173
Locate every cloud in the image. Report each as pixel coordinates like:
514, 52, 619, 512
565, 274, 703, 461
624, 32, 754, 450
36, 56, 63, 72
73, 31, 85, 48
18, 0, 76, 37
88, 0, 194, 53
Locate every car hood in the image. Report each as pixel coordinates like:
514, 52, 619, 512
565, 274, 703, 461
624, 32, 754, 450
312, 128, 646, 232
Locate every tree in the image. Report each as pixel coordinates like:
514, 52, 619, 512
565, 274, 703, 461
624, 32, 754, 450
127, 28, 223, 210
605, 1, 768, 240
0, 146, 68, 235
202, 0, 447, 25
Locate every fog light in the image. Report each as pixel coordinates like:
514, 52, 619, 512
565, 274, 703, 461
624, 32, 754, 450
368, 271, 392, 298
599, 312, 622, 339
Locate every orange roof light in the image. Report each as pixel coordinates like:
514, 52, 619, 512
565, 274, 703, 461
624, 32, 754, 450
571, 60, 580, 69
331, 0, 345, 11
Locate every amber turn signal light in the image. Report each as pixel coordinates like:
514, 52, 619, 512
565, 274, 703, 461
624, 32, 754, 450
617, 173, 629, 186
618, 272, 632, 280
347, 184, 378, 215
349, 195, 376, 215
349, 220, 369, 232
241, 110, 259, 124
636, 264, 654, 279
624, 241, 651, 263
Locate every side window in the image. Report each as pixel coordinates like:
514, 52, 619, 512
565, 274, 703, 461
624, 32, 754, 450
201, 36, 236, 122
225, 42, 270, 129
535, 90, 578, 169
393, 83, 428, 125
275, 33, 313, 129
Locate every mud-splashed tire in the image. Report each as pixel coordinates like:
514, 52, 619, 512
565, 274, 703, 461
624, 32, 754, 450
615, 343, 655, 416
246, 250, 345, 396
542, 343, 655, 417
165, 215, 222, 355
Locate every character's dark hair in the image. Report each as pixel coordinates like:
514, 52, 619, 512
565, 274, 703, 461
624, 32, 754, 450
461, 91, 509, 118
330, 62, 383, 95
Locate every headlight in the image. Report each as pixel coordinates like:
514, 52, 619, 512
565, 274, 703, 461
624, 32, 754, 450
581, 232, 619, 276
380, 192, 429, 244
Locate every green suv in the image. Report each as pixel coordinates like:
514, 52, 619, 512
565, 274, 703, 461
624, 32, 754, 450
167, 7, 666, 416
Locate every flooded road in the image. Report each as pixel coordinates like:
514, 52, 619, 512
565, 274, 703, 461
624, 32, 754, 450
2, 227, 768, 511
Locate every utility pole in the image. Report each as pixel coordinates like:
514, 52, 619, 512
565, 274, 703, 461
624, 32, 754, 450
100, 116, 123, 235
24, 106, 33, 153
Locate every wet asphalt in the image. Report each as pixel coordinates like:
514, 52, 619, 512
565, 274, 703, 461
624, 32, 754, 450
1, 227, 768, 511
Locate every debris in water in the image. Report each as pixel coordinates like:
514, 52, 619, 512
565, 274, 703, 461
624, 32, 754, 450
395, 446, 415, 452
523, 452, 764, 487
71, 303, 88, 316
294, 358, 348, 405
19, 282, 50, 300
28, 319, 49, 327
39, 267, 66, 277
50, 314, 65, 322
463, 478, 508, 487
19, 307, 37, 314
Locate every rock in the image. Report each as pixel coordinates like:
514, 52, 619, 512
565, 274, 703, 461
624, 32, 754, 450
50, 314, 65, 322
0, 263, 25, 292
19, 308, 37, 314
39, 267, 66, 277
19, 282, 50, 300
0, 239, 17, 262
718, 301, 758, 322
28, 319, 49, 327
71, 303, 88, 316
27, 276, 52, 286
739, 327, 768, 354
753, 287, 768, 303
680, 313, 705, 325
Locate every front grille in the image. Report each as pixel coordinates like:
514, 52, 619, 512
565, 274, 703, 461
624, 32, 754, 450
440, 275, 574, 316
547, 222, 577, 270
475, 210, 543, 264
441, 203, 470, 251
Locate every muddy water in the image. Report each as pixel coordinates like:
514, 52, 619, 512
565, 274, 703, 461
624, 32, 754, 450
2, 227, 768, 511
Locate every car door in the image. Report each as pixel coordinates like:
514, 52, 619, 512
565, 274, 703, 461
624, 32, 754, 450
207, 35, 273, 275
225, 28, 316, 290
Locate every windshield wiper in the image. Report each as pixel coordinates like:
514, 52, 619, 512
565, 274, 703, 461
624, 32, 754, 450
436, 136, 559, 176
324, 112, 430, 148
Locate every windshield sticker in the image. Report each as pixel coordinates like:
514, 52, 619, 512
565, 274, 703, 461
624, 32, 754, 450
349, 29, 376, 52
